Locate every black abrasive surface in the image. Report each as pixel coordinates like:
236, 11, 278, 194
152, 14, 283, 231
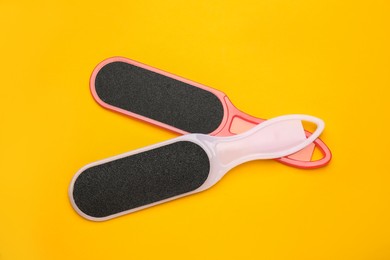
72, 141, 210, 218
94, 61, 224, 134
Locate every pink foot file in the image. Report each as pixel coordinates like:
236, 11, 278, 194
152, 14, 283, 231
70, 115, 324, 221
90, 57, 331, 169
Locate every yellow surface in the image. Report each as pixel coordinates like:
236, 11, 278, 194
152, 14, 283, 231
1, 0, 389, 259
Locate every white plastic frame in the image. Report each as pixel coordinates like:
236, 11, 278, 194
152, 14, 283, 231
69, 114, 324, 221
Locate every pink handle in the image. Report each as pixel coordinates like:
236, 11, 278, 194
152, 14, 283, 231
215, 96, 332, 169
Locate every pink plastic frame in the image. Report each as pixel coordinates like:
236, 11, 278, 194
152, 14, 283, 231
90, 57, 332, 169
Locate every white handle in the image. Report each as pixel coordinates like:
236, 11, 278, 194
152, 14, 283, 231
210, 114, 325, 169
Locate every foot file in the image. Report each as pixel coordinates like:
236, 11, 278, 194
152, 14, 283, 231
69, 114, 324, 221
90, 57, 331, 169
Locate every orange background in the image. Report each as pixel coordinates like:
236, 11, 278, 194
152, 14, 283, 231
1, 0, 389, 259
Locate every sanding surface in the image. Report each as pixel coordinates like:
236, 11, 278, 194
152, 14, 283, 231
95, 61, 224, 134
72, 141, 210, 218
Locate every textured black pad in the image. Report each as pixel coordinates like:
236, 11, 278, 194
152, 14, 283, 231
72, 141, 210, 218
94, 61, 224, 134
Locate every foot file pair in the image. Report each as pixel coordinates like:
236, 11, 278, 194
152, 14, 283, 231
70, 114, 325, 221
90, 57, 332, 169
